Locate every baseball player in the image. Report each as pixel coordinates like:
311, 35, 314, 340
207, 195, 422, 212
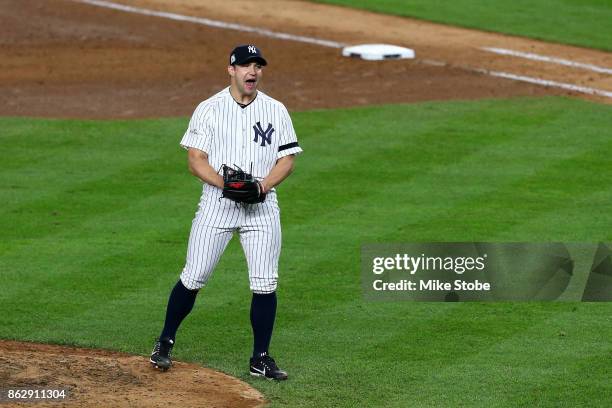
150, 44, 302, 381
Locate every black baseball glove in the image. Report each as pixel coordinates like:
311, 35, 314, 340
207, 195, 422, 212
221, 164, 266, 204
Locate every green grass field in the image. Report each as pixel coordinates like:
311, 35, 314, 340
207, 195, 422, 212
1, 97, 611, 407
312, 0, 612, 51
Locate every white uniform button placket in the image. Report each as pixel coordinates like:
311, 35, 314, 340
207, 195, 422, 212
242, 115, 247, 149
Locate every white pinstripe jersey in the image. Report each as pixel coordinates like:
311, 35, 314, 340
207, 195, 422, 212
180, 87, 302, 200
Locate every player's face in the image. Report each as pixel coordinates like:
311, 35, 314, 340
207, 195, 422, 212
229, 62, 263, 97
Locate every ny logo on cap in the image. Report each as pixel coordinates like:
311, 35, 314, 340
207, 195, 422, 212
230, 54, 236, 64
248, 45, 257, 54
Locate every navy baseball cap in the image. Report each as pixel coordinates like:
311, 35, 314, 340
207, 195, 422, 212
229, 45, 267, 66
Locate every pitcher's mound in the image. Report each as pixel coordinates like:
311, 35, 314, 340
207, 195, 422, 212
0, 340, 265, 407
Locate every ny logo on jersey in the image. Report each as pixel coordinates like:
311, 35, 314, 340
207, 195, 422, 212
253, 122, 275, 147
248, 45, 257, 54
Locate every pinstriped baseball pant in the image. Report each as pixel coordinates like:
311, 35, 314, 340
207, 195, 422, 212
180, 193, 281, 294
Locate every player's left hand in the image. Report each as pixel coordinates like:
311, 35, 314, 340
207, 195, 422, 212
221, 165, 266, 204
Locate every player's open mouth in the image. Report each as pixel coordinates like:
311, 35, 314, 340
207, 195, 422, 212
245, 79, 256, 89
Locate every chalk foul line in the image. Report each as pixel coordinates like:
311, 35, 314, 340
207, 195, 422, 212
74, 0, 345, 48
474, 68, 612, 98
482, 47, 612, 75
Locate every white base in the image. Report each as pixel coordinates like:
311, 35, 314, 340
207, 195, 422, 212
341, 44, 415, 61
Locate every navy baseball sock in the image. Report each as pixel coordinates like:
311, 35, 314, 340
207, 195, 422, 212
160, 280, 199, 341
250, 292, 277, 358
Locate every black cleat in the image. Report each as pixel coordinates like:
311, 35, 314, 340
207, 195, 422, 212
249, 353, 288, 381
150, 337, 174, 371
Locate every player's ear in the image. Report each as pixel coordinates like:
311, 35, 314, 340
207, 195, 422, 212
228, 65, 235, 77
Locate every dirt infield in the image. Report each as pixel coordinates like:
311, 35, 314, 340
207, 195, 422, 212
2, 0, 609, 119
0, 340, 265, 407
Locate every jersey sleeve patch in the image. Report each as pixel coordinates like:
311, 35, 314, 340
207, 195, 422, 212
180, 128, 211, 153
180, 103, 215, 153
